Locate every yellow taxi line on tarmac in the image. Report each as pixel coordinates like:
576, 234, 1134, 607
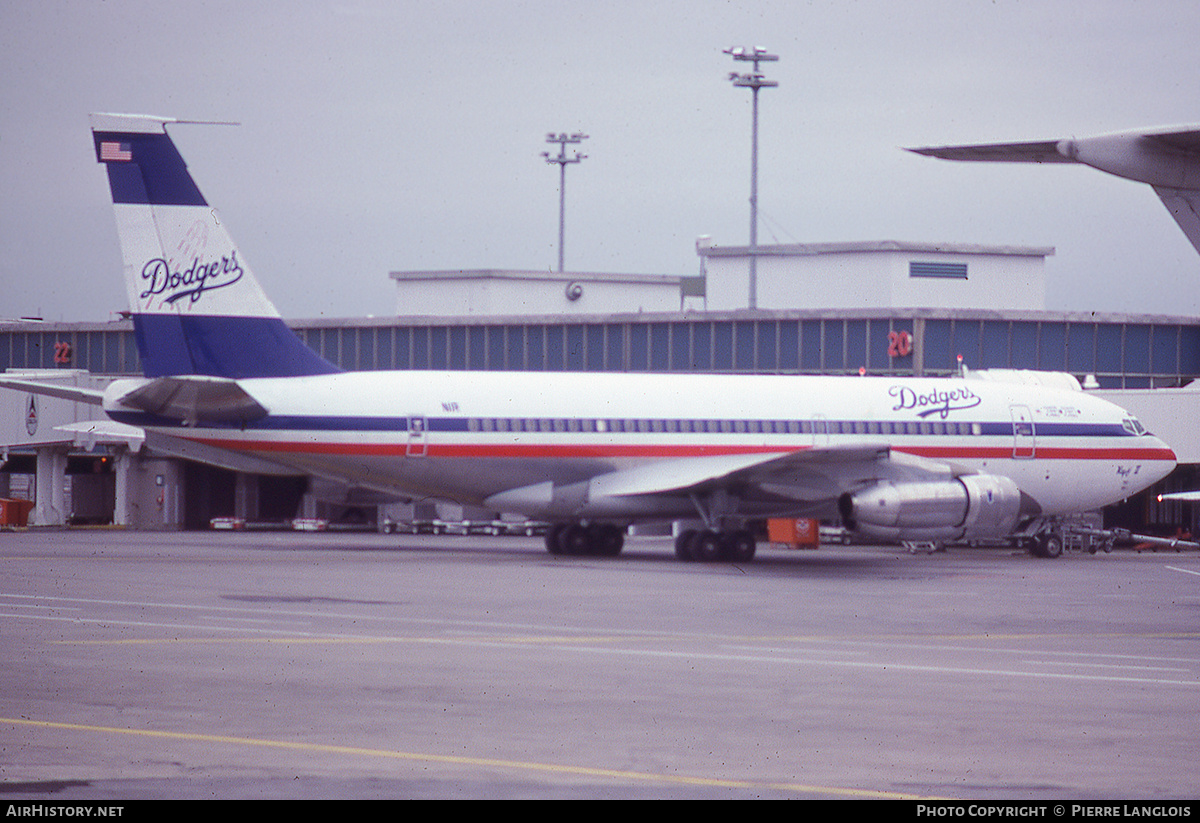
735, 631, 1200, 642
50, 635, 636, 646
0, 716, 938, 800
50, 629, 1200, 647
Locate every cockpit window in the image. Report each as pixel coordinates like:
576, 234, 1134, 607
1122, 417, 1147, 436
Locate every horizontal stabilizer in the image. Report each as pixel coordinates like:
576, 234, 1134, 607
0, 378, 104, 405
114, 375, 268, 423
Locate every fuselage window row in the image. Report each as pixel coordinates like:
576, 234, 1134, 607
463, 418, 988, 436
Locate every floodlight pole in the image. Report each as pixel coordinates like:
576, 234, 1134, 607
543, 132, 588, 273
725, 47, 778, 309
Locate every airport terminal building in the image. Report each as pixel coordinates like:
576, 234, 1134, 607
4, 239, 1200, 534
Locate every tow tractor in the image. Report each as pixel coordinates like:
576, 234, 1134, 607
1011, 518, 1200, 558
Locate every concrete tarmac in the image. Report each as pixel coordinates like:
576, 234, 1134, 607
1, 529, 1199, 800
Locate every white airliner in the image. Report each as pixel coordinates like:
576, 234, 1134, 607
0, 114, 1179, 561
908, 125, 1200, 255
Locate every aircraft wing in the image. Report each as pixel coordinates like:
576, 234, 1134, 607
906, 140, 1073, 164
488, 441, 970, 524
599, 443, 904, 521
907, 126, 1200, 255
1153, 186, 1200, 255
140, 429, 305, 477
1143, 128, 1200, 154
55, 420, 145, 449
590, 442, 893, 500
1158, 490, 1200, 502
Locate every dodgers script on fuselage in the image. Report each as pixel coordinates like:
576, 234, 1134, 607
888, 384, 981, 419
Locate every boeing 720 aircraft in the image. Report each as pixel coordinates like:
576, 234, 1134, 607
0, 114, 1179, 561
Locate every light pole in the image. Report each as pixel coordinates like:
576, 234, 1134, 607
725, 46, 777, 309
543, 132, 588, 273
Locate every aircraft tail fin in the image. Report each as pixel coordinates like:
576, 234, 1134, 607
90, 113, 340, 379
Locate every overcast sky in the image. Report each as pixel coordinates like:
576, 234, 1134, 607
3, 0, 1200, 322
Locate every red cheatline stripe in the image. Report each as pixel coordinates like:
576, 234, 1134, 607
184, 436, 1175, 463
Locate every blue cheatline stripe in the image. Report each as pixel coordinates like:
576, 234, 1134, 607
133, 314, 341, 378
105, 408, 1138, 439
94, 131, 207, 206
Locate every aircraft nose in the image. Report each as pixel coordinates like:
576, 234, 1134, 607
1147, 433, 1178, 480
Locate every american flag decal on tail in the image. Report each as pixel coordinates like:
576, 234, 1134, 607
99, 141, 132, 162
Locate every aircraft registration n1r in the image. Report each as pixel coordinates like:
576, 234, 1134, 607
39, 114, 1186, 561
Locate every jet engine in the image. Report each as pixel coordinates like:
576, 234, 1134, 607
839, 474, 1023, 543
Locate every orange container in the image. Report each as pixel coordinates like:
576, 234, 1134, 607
0, 499, 34, 527
767, 518, 819, 547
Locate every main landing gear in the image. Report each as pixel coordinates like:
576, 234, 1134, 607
545, 522, 626, 557
673, 528, 757, 563
542, 521, 759, 564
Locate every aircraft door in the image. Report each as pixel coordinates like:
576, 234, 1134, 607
811, 414, 831, 447
1010, 405, 1035, 459
406, 416, 428, 457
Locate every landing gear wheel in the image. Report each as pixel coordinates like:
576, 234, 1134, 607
1031, 532, 1064, 559
568, 524, 596, 555
691, 530, 725, 563
724, 529, 757, 563
589, 523, 625, 557
675, 529, 757, 563
675, 529, 698, 561
545, 522, 625, 557
546, 522, 588, 555
546, 523, 568, 555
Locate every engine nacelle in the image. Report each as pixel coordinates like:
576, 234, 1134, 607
839, 474, 1022, 543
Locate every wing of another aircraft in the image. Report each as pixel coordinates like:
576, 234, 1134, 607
1158, 490, 1200, 502
907, 140, 1073, 164
1153, 186, 1200, 254
908, 125, 1200, 256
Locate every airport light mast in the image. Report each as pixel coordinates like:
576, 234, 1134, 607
725, 46, 778, 309
543, 132, 588, 273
